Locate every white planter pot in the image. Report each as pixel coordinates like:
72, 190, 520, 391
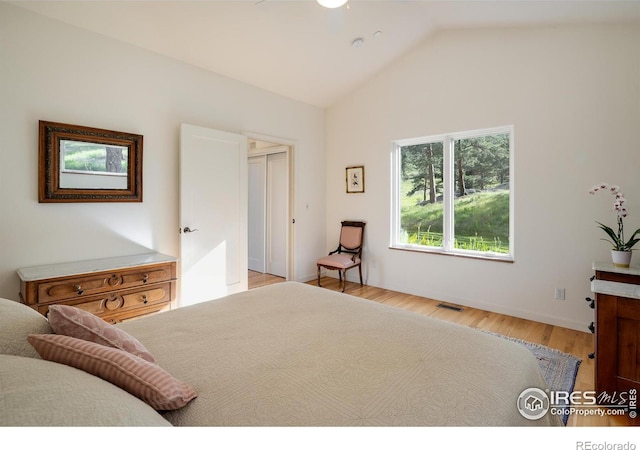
611, 250, 632, 268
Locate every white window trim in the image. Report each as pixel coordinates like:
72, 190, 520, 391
390, 125, 515, 262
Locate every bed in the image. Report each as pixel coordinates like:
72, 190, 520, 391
0, 281, 561, 426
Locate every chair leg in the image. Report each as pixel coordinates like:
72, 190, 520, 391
317, 265, 321, 287
358, 265, 363, 286
341, 270, 346, 292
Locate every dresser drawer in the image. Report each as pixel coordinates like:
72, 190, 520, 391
37, 281, 174, 323
18, 253, 177, 323
33, 263, 174, 305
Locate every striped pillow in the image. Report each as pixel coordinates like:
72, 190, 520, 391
47, 304, 155, 363
28, 334, 197, 411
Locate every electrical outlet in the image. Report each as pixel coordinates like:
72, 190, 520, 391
555, 288, 565, 300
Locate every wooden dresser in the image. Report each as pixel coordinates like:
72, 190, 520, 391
591, 262, 640, 398
17, 253, 177, 324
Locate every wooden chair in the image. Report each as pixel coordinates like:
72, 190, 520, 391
317, 221, 366, 292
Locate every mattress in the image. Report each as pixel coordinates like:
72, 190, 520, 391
118, 282, 561, 426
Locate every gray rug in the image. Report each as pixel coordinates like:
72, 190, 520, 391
487, 332, 582, 425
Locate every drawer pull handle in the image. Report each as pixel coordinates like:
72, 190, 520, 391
585, 297, 595, 309
108, 274, 121, 287
74, 285, 84, 295
142, 294, 148, 304
142, 274, 149, 283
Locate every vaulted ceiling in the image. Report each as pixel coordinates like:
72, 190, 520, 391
10, 1, 640, 108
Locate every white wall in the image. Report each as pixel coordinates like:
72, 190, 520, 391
326, 23, 640, 331
0, 3, 326, 300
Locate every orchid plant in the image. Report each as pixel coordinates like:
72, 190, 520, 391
589, 183, 640, 252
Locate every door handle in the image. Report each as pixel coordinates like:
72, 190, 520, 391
181, 227, 199, 233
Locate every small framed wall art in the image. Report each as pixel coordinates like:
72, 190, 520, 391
346, 165, 365, 193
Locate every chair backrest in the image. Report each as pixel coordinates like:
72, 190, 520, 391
338, 221, 366, 255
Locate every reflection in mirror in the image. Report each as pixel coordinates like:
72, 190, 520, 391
39, 121, 143, 203
59, 140, 129, 189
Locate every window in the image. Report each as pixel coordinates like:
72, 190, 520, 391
391, 126, 513, 260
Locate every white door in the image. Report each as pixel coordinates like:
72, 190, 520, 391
179, 123, 248, 307
266, 152, 287, 277
248, 156, 266, 272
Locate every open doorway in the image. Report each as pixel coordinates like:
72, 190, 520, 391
247, 137, 294, 284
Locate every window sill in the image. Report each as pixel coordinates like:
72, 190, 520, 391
389, 244, 514, 263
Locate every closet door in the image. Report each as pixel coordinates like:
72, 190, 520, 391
248, 156, 266, 273
266, 152, 287, 277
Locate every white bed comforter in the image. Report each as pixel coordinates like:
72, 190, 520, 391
119, 282, 561, 426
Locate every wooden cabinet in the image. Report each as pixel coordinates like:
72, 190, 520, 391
18, 253, 177, 324
591, 263, 640, 397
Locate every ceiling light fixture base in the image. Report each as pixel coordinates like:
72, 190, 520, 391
317, 0, 348, 9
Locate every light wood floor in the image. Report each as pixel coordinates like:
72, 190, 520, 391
248, 271, 632, 426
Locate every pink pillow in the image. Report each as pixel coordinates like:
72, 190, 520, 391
28, 334, 197, 411
47, 304, 155, 363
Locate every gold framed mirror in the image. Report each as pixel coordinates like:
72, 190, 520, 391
38, 121, 143, 202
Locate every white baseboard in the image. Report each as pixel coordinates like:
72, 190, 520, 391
309, 272, 588, 333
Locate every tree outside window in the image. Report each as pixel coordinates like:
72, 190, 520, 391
391, 126, 513, 259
